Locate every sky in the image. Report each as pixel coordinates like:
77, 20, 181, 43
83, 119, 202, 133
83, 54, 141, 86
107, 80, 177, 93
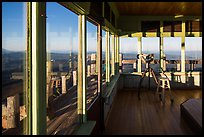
2, 2, 202, 58
2, 2, 26, 51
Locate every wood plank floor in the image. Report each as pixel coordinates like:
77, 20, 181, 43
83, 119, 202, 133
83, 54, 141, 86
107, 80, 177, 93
103, 88, 202, 135
47, 75, 99, 135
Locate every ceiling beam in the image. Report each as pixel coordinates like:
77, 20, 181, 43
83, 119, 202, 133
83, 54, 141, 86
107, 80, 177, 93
118, 15, 202, 34
59, 2, 90, 15
108, 2, 119, 18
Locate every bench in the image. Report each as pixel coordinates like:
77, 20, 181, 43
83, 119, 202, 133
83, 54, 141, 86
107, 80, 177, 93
180, 98, 202, 134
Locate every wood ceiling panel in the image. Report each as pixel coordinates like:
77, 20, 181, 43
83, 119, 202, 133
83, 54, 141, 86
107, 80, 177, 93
186, 21, 202, 32
116, 2, 201, 16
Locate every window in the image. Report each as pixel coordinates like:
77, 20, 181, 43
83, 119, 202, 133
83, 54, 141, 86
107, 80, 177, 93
2, 2, 27, 135
102, 30, 106, 84
120, 37, 137, 73
142, 37, 160, 72
163, 37, 181, 72
86, 20, 98, 107
110, 33, 114, 77
185, 37, 202, 72
46, 2, 79, 134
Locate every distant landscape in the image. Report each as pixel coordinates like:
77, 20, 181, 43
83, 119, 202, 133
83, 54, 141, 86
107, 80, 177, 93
121, 51, 202, 60
2, 48, 202, 83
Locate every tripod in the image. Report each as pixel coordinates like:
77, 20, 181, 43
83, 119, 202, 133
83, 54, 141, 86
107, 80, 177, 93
138, 61, 158, 100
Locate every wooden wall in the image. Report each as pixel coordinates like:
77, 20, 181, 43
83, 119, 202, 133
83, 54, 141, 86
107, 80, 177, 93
120, 72, 202, 90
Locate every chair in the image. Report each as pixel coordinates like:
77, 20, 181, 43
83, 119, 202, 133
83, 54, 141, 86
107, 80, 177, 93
155, 68, 174, 104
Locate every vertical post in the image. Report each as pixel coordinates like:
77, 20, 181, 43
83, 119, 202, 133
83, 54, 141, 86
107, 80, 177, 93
193, 61, 195, 70
73, 70, 77, 86
177, 62, 181, 71
133, 62, 137, 72
61, 76, 66, 94
163, 58, 166, 71
160, 21, 164, 71
106, 31, 110, 83
189, 61, 192, 71
87, 65, 91, 76
97, 24, 104, 130
69, 54, 73, 72
55, 80, 59, 88
69, 29, 73, 73
31, 2, 46, 135
137, 37, 142, 72
78, 14, 87, 123
91, 53, 96, 75
96, 54, 98, 74
26, 2, 32, 134
111, 34, 115, 76
7, 94, 20, 129
119, 53, 123, 73
115, 35, 119, 74
114, 35, 116, 74
46, 61, 52, 108
51, 81, 54, 92
32, 2, 47, 135
118, 36, 120, 74
2, 104, 7, 129
181, 21, 186, 73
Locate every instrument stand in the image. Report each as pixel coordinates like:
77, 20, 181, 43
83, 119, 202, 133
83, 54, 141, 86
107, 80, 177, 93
138, 62, 158, 100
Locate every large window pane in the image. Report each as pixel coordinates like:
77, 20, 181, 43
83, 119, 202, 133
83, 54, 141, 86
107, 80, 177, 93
163, 37, 181, 72
142, 37, 160, 72
46, 2, 78, 134
2, 2, 27, 135
102, 30, 106, 84
185, 37, 202, 72
110, 33, 113, 77
86, 20, 98, 108
120, 37, 137, 73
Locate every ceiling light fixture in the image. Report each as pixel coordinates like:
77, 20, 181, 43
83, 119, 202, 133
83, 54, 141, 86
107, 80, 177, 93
174, 15, 184, 18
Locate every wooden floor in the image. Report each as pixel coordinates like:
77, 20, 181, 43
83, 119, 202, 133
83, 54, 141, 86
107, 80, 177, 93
103, 88, 202, 135
47, 75, 98, 135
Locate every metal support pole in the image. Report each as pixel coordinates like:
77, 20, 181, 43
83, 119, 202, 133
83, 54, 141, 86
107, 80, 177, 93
78, 14, 87, 123
119, 53, 123, 73
116, 36, 120, 74
148, 63, 151, 89
26, 2, 32, 134
111, 34, 115, 76
160, 21, 164, 71
118, 36, 120, 74
114, 36, 117, 74
181, 21, 186, 73
31, 2, 46, 135
106, 31, 110, 83
137, 37, 142, 72
115, 35, 119, 74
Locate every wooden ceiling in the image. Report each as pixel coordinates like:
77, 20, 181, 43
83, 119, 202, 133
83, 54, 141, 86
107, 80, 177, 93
115, 2, 202, 16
